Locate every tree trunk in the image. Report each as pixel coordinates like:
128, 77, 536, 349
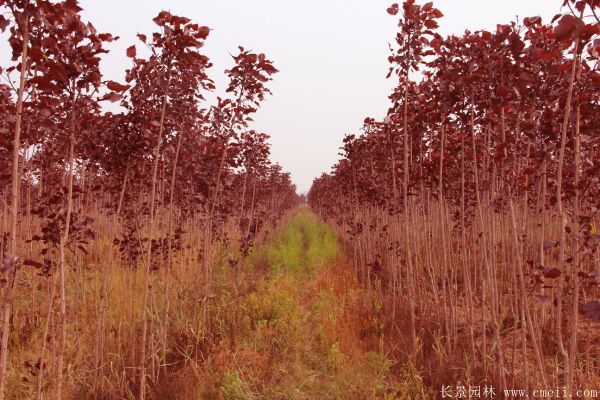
139, 87, 169, 400
0, 13, 29, 399
56, 106, 78, 400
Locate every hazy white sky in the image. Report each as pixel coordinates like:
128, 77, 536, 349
2, 1, 562, 193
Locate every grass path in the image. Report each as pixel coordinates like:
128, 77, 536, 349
162, 207, 427, 399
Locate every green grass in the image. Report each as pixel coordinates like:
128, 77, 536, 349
207, 208, 428, 399
250, 207, 339, 275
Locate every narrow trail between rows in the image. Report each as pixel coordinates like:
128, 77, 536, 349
161, 208, 424, 399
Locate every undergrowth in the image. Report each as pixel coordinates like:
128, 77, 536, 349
159, 207, 431, 399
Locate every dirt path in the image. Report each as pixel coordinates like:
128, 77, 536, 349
161, 208, 426, 399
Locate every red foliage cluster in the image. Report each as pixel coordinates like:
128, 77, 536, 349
0, 2, 298, 264
309, 0, 600, 392
0, 1, 299, 396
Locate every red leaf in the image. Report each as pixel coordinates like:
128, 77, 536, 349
431, 9, 444, 18
126, 45, 136, 58
42, 37, 58, 49
153, 11, 172, 26
424, 19, 439, 29
543, 267, 561, 279
0, 15, 9, 33
581, 23, 600, 42
262, 63, 279, 74
524, 16, 541, 27
29, 76, 61, 92
23, 259, 44, 269
590, 38, 600, 58
387, 3, 399, 15
48, 63, 68, 84
106, 81, 129, 92
531, 47, 561, 62
88, 71, 101, 84
63, 0, 83, 14
98, 33, 115, 42
100, 92, 124, 103
198, 26, 210, 39
554, 14, 585, 42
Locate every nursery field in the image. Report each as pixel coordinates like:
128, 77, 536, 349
1, 0, 599, 398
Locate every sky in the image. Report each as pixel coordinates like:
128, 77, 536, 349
1, 1, 562, 193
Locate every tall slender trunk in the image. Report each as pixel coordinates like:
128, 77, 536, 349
163, 131, 183, 370
139, 85, 169, 400
201, 138, 229, 328
202, 98, 243, 329
245, 175, 258, 241
474, 114, 506, 388
0, 13, 29, 400
509, 199, 548, 387
237, 171, 249, 230
438, 123, 451, 348
555, 41, 580, 386
402, 78, 417, 356
56, 105, 78, 400
567, 104, 581, 395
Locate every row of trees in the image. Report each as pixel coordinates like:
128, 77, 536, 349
309, 0, 600, 395
0, 1, 299, 398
